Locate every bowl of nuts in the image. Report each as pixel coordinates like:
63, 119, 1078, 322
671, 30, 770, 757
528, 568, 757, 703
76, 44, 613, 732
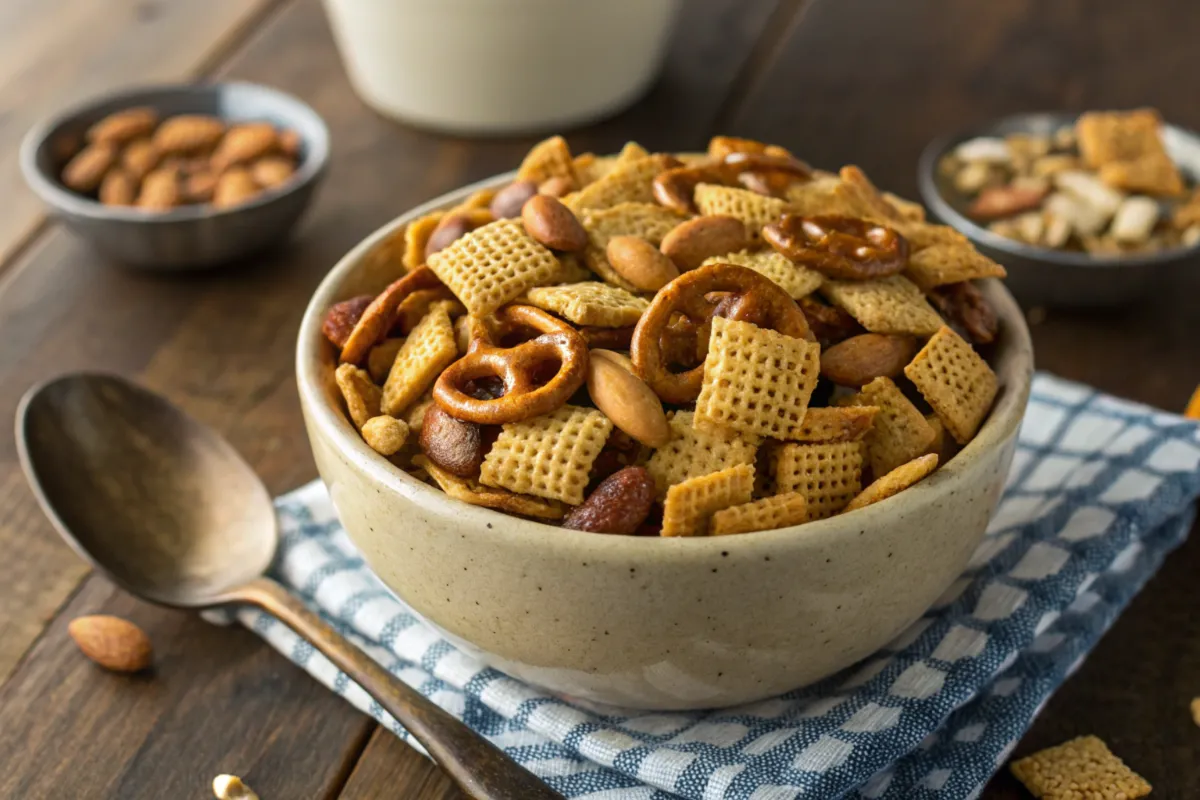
919, 109, 1200, 306
21, 82, 329, 270
297, 136, 1033, 709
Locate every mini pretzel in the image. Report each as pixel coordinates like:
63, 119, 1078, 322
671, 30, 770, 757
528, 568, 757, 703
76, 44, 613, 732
631, 263, 811, 403
338, 266, 445, 365
652, 153, 810, 213
433, 305, 589, 424
763, 214, 909, 280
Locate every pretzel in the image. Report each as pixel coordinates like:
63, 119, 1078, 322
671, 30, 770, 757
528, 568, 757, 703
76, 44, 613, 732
338, 266, 445, 365
631, 263, 811, 403
652, 153, 811, 213
763, 214, 909, 280
433, 305, 589, 424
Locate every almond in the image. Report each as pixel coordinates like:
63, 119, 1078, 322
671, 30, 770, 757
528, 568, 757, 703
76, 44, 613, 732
62, 142, 117, 193
250, 156, 296, 189
68, 615, 153, 673
966, 185, 1047, 221
183, 170, 219, 204
521, 194, 587, 251
212, 122, 279, 171
99, 168, 137, 206
419, 403, 487, 478
322, 295, 374, 348
87, 107, 158, 146
820, 333, 918, 387
660, 215, 748, 271
278, 129, 302, 158
425, 215, 472, 258
562, 466, 655, 534
605, 235, 679, 291
153, 114, 226, 156
120, 137, 161, 181
137, 167, 180, 211
489, 180, 539, 219
586, 349, 670, 448
212, 168, 260, 209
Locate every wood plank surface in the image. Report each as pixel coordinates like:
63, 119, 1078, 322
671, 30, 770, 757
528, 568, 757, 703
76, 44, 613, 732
0, 0, 282, 271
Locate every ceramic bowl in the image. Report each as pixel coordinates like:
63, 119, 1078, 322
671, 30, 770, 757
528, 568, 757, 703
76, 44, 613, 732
21, 82, 330, 271
918, 111, 1200, 307
297, 175, 1034, 710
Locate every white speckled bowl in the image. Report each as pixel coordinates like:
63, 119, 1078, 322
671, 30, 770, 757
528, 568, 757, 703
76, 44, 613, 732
297, 174, 1034, 710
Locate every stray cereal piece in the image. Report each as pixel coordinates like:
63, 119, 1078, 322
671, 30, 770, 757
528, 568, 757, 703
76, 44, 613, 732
427, 219, 563, 316
367, 338, 405, 384
1077, 108, 1168, 168
403, 212, 446, 270
645, 411, 758, 500
905, 242, 1007, 290
568, 154, 678, 212
711, 491, 809, 536
516, 135, 577, 185
213, 775, 259, 800
479, 406, 613, 505
794, 406, 879, 443
905, 326, 999, 445
1098, 152, 1186, 197
773, 441, 864, 520
701, 249, 823, 300
844, 453, 938, 512
381, 307, 458, 417
362, 415, 410, 456
524, 282, 649, 327
849, 377, 938, 477
1009, 735, 1151, 800
335, 364, 381, 430
695, 317, 820, 441
662, 463, 755, 537
821, 275, 944, 337
693, 183, 789, 239
417, 457, 567, 520
581, 202, 686, 291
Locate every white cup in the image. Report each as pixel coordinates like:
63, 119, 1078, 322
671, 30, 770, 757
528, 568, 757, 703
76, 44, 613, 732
321, 0, 683, 135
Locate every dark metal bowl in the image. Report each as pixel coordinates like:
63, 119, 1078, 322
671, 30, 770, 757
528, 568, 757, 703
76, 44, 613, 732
917, 111, 1200, 306
20, 82, 330, 271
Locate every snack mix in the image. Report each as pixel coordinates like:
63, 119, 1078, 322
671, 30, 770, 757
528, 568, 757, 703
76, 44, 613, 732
59, 107, 302, 211
323, 135, 1006, 536
939, 107, 1200, 254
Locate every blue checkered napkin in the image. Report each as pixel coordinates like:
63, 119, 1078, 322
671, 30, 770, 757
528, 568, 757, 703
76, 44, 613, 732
239, 374, 1200, 800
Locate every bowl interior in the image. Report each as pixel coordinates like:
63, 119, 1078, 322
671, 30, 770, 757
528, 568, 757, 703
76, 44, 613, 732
22, 82, 330, 223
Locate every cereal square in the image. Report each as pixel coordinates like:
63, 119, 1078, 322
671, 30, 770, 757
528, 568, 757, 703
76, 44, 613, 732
581, 202, 687, 291
480, 406, 613, 505
1098, 152, 1185, 197
849, 377, 938, 477
711, 491, 809, 536
427, 219, 563, 316
906, 243, 1007, 290
821, 275, 944, 336
568, 154, 677, 212
702, 249, 823, 299
516, 135, 577, 185
417, 457, 567, 520
524, 282, 649, 327
773, 441, 864, 520
1077, 108, 1167, 167
794, 406, 878, 442
1009, 736, 1151, 800
694, 183, 789, 239
785, 175, 865, 218
645, 411, 758, 500
905, 326, 998, 444
662, 464, 755, 537
695, 316, 820, 441
381, 306, 459, 416
844, 453, 939, 512
838, 165, 903, 222
335, 363, 381, 430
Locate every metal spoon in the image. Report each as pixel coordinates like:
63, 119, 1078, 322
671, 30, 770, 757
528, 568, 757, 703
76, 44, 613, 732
16, 372, 562, 800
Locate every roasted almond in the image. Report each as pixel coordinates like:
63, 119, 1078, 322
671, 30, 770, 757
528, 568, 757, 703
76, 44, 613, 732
68, 615, 153, 673
212, 168, 260, 209
99, 168, 137, 206
660, 215, 748, 271
212, 122, 279, 171
521, 194, 587, 251
153, 114, 226, 155
183, 170, 219, 204
137, 167, 180, 211
323, 295, 374, 349
420, 403, 487, 478
120, 137, 161, 181
62, 142, 117, 193
562, 466, 655, 534
425, 215, 472, 258
489, 180, 539, 219
278, 129, 302, 158
820, 333, 918, 387
606, 235, 680, 291
587, 349, 670, 448
967, 185, 1047, 220
87, 107, 159, 146
250, 156, 296, 189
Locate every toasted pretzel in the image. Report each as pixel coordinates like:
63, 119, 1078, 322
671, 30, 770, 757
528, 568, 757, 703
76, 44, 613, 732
763, 214, 909, 280
631, 263, 811, 403
433, 305, 589, 424
652, 153, 810, 213
338, 266, 445, 365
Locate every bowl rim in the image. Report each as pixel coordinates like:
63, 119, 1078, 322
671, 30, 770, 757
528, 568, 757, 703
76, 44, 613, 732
917, 110, 1200, 269
19, 80, 331, 224
296, 171, 1035, 559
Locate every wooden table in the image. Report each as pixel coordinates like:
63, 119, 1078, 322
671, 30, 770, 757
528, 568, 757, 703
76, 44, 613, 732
1, 1, 1197, 796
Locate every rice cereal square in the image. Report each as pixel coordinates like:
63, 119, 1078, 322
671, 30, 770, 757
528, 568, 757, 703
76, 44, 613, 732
479, 406, 613, 505
427, 219, 563, 316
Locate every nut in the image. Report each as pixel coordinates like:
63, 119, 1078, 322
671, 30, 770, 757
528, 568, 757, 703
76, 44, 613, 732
322, 295, 374, 349
586, 349, 670, 447
62, 142, 117, 193
153, 114, 226, 155
211, 122, 279, 171
87, 107, 159, 146
424, 214, 472, 258
659, 215, 748, 271
362, 415, 410, 456
562, 466, 655, 534
183, 170, 219, 204
538, 175, 576, 197
278, 129, 302, 158
521, 194, 587, 251
967, 185, 1047, 220
67, 615, 153, 673
250, 156, 296, 189
419, 403, 488, 478
212, 168, 260, 210
137, 167, 180, 211
798, 295, 863, 347
99, 168, 137, 206
820, 333, 918, 387
213, 775, 260, 800
928, 281, 999, 345
120, 137, 161, 181
489, 180, 539, 219
1110, 196, 1159, 243
605, 235, 680, 291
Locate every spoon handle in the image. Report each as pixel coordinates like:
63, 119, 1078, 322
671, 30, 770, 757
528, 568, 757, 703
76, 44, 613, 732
231, 577, 564, 800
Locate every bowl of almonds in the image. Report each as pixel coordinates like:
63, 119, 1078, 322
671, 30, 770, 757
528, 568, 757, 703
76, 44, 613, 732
21, 82, 329, 270
919, 109, 1200, 306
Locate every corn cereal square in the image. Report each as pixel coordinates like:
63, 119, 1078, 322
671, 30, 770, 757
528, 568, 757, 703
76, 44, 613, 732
1077, 108, 1167, 167
480, 406, 613, 505
844, 453, 938, 512
773, 441, 864, 520
662, 464, 755, 537
1098, 151, 1185, 196
906, 243, 1007, 290
645, 411, 758, 500
701, 249, 823, 299
335, 363, 381, 430
695, 317, 820, 441
516, 135, 577, 185
821, 275, 943, 336
581, 202, 687, 291
794, 406, 878, 442
568, 154, 677, 212
711, 491, 809, 535
694, 183, 789, 239
1009, 736, 1151, 800
524, 282, 649, 327
905, 326, 999, 444
427, 219, 563, 316
381, 307, 458, 416
417, 457, 567, 520
849, 377, 938, 477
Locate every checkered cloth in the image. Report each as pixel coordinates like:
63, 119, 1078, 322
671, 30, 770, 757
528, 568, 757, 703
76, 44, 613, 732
236, 374, 1200, 799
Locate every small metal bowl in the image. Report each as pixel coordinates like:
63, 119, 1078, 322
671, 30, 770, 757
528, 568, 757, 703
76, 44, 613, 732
918, 111, 1200, 306
20, 82, 330, 271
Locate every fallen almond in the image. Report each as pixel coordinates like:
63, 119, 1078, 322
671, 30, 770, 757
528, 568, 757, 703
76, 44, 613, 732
660, 215, 748, 271
68, 615, 153, 673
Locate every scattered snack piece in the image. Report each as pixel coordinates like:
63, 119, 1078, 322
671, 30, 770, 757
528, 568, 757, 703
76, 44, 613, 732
1009, 735, 1151, 800
850, 377, 938, 477
711, 491, 808, 536
380, 307, 458, 416
905, 326, 999, 444
427, 219, 563, 316
524, 282, 648, 327
645, 411, 757, 500
479, 406, 613, 505
68, 615, 153, 673
213, 775, 260, 800
662, 463, 755, 537
844, 453, 938, 512
773, 441, 864, 520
